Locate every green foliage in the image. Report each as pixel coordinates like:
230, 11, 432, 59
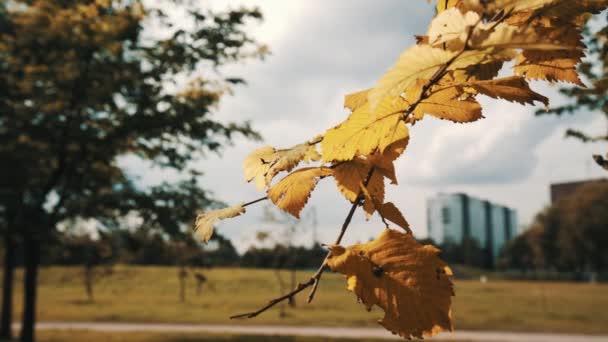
0, 0, 266, 235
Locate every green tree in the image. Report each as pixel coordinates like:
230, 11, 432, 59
0, 1, 265, 341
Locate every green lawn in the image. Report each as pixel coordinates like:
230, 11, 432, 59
6, 266, 608, 334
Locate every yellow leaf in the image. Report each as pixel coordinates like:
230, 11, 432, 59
435, 0, 483, 14
427, 8, 480, 50
344, 88, 370, 111
243, 146, 275, 190
333, 158, 371, 202
369, 45, 455, 111
378, 202, 411, 233
333, 161, 385, 216
194, 204, 245, 243
435, 0, 460, 13
267, 167, 332, 218
514, 50, 583, 85
243, 142, 321, 190
413, 87, 482, 123
368, 137, 408, 185
321, 100, 409, 162
504, 0, 608, 26
327, 229, 454, 339
464, 76, 549, 106
362, 171, 385, 217
473, 22, 581, 51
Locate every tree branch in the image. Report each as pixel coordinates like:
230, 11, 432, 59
230, 168, 375, 319
243, 196, 268, 207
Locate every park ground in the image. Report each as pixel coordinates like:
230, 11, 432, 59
35, 331, 471, 342
4, 266, 608, 340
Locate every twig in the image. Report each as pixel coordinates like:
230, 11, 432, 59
231, 168, 375, 319
243, 196, 268, 207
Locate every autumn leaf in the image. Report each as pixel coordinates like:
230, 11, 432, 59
321, 99, 409, 162
434, 0, 482, 14
194, 204, 245, 242
427, 8, 480, 50
464, 76, 549, 106
369, 45, 455, 112
244, 142, 321, 190
514, 50, 584, 85
333, 158, 371, 202
378, 202, 411, 233
412, 87, 482, 123
268, 167, 332, 218
327, 229, 454, 339
344, 88, 370, 111
367, 136, 408, 185
362, 171, 385, 216
370, 42, 517, 115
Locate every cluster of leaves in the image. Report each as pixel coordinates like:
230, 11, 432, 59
534, 16, 608, 170
195, 0, 607, 339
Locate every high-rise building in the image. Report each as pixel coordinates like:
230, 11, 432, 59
427, 193, 517, 268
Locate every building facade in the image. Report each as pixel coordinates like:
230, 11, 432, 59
427, 193, 517, 268
550, 178, 607, 203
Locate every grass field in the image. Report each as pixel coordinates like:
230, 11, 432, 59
6, 266, 608, 334
35, 331, 471, 342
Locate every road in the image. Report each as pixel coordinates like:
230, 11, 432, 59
21, 322, 608, 342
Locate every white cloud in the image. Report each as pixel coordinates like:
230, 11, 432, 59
124, 2, 608, 252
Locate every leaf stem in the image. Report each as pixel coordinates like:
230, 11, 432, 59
242, 196, 268, 207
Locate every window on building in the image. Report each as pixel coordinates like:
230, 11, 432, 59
441, 207, 450, 224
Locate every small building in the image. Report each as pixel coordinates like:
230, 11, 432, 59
550, 178, 607, 203
427, 193, 517, 268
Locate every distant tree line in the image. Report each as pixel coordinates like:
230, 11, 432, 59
0, 229, 331, 270
500, 181, 608, 279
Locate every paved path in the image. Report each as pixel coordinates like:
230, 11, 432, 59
24, 322, 608, 342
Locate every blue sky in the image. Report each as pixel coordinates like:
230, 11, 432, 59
125, 1, 608, 252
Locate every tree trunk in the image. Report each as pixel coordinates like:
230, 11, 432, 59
178, 266, 187, 303
20, 237, 40, 342
288, 268, 296, 308
1, 234, 16, 339
84, 264, 94, 302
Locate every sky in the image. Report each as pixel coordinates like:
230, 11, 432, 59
124, 1, 608, 253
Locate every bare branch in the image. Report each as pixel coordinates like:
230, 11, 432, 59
243, 196, 268, 207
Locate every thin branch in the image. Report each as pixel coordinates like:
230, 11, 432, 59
231, 168, 376, 318
243, 196, 267, 207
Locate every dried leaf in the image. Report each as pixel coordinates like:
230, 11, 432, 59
369, 45, 455, 111
514, 50, 584, 85
413, 87, 482, 123
464, 76, 549, 106
378, 202, 411, 233
333, 158, 371, 202
362, 171, 385, 217
194, 204, 245, 242
244, 143, 321, 190
267, 167, 332, 218
344, 88, 370, 111
327, 229, 454, 339
321, 99, 409, 162
427, 8, 480, 50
